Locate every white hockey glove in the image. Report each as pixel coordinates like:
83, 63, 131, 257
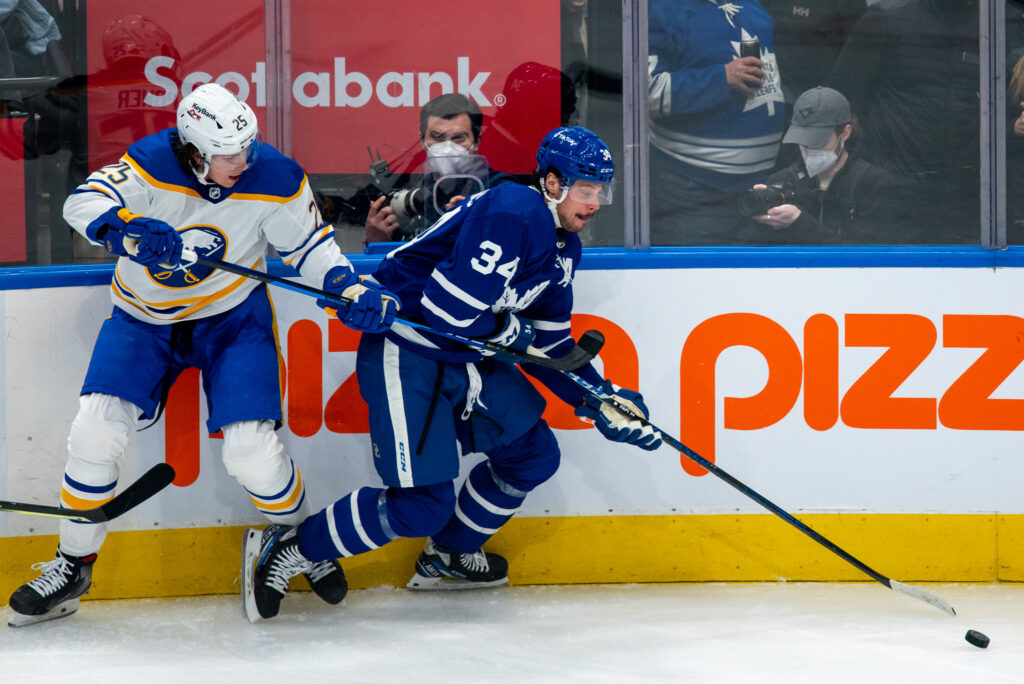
574, 380, 662, 451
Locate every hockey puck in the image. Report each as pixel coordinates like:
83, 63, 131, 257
965, 629, 990, 649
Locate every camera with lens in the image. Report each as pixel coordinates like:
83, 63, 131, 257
385, 187, 426, 231
738, 183, 802, 217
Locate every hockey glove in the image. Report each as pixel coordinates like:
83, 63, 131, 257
319, 266, 401, 334
87, 207, 183, 267
574, 380, 662, 451
485, 313, 536, 352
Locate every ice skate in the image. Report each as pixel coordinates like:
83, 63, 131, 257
407, 538, 509, 590
304, 558, 347, 605
242, 525, 312, 622
8, 550, 96, 627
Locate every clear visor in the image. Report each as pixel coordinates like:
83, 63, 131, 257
565, 179, 614, 205
212, 137, 262, 167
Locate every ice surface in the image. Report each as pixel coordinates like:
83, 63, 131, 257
2, 583, 1023, 683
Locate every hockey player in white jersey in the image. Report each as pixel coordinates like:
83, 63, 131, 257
7, 83, 399, 627
242, 126, 661, 621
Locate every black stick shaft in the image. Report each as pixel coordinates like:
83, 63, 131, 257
188, 253, 600, 371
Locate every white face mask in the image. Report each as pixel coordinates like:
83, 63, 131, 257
800, 139, 841, 178
426, 140, 471, 176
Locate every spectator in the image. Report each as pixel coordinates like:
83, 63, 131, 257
826, 0, 1013, 243
760, 0, 868, 114
1007, 46, 1024, 242
745, 86, 910, 244
364, 93, 513, 244
647, 0, 785, 245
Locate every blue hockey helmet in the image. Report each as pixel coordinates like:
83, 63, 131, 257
536, 126, 614, 204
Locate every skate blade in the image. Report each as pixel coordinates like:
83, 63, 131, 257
406, 573, 509, 591
241, 528, 262, 623
8, 598, 80, 627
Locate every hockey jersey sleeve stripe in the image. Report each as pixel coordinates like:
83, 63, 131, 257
276, 221, 330, 258
420, 294, 479, 328
429, 270, 489, 311
284, 227, 335, 273
78, 179, 126, 207
124, 154, 204, 199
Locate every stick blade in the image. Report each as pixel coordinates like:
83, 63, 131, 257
542, 329, 605, 371
889, 579, 956, 616
92, 463, 176, 522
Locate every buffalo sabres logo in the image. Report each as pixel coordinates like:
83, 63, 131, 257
147, 225, 227, 288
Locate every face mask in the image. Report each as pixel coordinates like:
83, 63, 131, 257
800, 143, 840, 178
426, 140, 471, 177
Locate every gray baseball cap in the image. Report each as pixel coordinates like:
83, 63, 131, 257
782, 87, 852, 148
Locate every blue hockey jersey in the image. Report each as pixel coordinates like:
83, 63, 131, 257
647, 0, 784, 192
373, 181, 602, 405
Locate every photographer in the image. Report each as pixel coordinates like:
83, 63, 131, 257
743, 86, 907, 244
365, 93, 513, 244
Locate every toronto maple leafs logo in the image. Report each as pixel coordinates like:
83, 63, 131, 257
557, 255, 574, 287
494, 281, 551, 313
731, 29, 784, 117
147, 225, 227, 288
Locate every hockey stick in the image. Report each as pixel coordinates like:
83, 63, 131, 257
569, 375, 957, 617
178, 249, 604, 372
0, 463, 176, 523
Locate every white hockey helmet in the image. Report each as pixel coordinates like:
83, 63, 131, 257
177, 83, 260, 181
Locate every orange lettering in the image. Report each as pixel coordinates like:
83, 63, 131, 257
164, 367, 201, 486
939, 314, 1024, 430
681, 313, 802, 476
840, 314, 936, 429
804, 314, 839, 431
324, 319, 368, 433
528, 314, 639, 430
286, 319, 323, 437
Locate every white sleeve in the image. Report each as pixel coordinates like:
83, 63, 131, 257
63, 158, 152, 244
262, 174, 354, 288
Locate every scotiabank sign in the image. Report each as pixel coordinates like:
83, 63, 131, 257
86, 1, 561, 174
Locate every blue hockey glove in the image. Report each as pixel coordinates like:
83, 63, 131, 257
319, 266, 401, 334
87, 207, 183, 267
85, 207, 131, 257
485, 313, 536, 352
574, 380, 662, 451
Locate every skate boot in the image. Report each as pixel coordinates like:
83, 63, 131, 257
241, 525, 312, 622
407, 538, 509, 590
8, 550, 96, 627
304, 558, 348, 605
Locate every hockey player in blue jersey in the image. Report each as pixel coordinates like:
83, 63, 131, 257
7, 83, 399, 627
242, 126, 662, 621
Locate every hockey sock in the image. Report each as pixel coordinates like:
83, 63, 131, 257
432, 461, 526, 553
245, 459, 307, 522
298, 487, 396, 562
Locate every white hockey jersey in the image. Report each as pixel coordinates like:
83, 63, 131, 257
64, 128, 351, 323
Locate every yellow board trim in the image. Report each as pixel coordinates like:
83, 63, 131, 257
1, 514, 1020, 602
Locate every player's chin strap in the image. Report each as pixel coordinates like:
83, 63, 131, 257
177, 248, 604, 373
540, 183, 569, 227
